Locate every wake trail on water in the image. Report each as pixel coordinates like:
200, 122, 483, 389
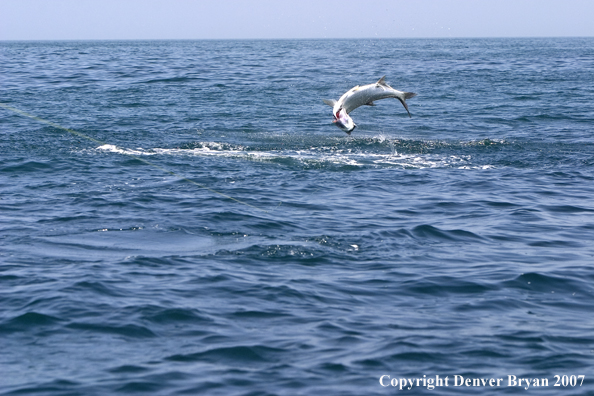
96, 139, 497, 170
0, 103, 271, 213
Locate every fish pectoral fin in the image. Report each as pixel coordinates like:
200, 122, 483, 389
323, 99, 337, 107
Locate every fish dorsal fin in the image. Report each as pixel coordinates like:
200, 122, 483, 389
323, 99, 337, 107
376, 76, 387, 86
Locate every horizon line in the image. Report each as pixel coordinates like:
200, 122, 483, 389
2, 35, 593, 43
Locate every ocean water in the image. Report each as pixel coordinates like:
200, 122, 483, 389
1, 38, 594, 395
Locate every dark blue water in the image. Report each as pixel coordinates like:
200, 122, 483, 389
1, 38, 594, 395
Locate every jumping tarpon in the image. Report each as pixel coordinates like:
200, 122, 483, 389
323, 76, 417, 134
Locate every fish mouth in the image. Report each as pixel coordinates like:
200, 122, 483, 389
333, 119, 356, 133
333, 109, 356, 133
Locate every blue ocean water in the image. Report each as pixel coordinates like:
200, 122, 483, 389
1, 38, 594, 395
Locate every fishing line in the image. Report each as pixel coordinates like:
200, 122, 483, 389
0, 102, 270, 213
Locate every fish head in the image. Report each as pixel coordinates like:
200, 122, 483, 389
333, 109, 356, 133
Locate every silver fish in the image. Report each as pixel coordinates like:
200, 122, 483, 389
323, 76, 417, 134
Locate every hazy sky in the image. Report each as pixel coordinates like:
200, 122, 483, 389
1, 0, 593, 40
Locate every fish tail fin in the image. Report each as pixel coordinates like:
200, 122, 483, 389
398, 92, 417, 118
404, 92, 417, 100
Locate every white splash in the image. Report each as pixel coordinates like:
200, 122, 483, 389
95, 141, 494, 170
